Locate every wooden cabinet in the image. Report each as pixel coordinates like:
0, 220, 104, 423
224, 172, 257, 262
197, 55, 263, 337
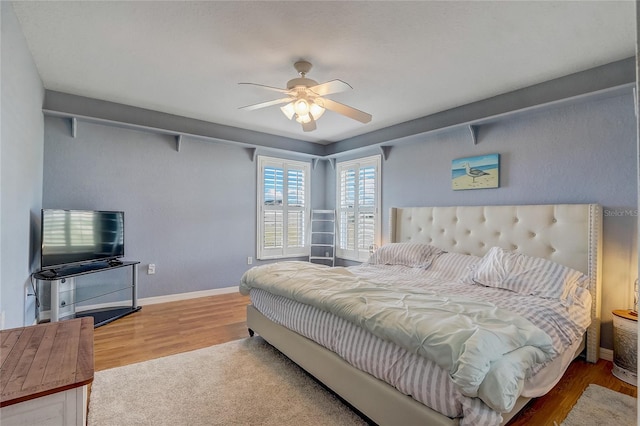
0, 318, 94, 425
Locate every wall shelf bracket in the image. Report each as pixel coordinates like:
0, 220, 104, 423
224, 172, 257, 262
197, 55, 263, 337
312, 158, 320, 170
70, 117, 77, 138
468, 124, 479, 145
175, 135, 182, 152
380, 146, 392, 161
246, 147, 257, 162
328, 158, 336, 170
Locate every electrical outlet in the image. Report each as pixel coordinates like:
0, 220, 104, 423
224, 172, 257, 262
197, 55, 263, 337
247, 257, 253, 265
148, 264, 156, 275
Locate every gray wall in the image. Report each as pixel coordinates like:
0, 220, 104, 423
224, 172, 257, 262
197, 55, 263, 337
332, 93, 636, 349
0, 2, 45, 329
43, 117, 326, 303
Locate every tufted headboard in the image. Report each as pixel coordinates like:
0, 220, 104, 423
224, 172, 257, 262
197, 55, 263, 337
389, 204, 602, 362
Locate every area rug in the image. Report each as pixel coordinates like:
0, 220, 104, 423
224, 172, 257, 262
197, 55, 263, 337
561, 384, 637, 426
88, 337, 366, 425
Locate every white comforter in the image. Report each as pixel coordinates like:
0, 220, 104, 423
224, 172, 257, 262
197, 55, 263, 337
240, 261, 559, 412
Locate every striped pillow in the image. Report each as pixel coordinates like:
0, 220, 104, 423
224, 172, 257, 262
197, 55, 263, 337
366, 243, 445, 268
470, 246, 589, 301
428, 252, 482, 282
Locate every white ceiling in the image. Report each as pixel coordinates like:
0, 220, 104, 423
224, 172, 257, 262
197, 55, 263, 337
11, 1, 636, 144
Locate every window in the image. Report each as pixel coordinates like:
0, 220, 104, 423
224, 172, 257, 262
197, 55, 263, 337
257, 156, 310, 259
336, 155, 381, 262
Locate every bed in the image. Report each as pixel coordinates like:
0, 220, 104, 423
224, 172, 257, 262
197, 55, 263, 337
240, 204, 602, 425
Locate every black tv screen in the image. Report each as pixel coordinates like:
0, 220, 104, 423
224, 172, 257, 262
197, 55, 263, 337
41, 209, 125, 270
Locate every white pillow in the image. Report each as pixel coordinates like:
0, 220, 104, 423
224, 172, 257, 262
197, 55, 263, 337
469, 246, 589, 301
428, 252, 482, 282
366, 242, 445, 268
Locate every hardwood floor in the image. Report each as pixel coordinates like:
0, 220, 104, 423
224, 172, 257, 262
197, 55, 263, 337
507, 358, 636, 425
93, 293, 637, 425
93, 292, 250, 370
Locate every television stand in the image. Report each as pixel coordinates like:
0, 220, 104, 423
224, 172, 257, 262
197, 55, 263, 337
33, 261, 141, 327
38, 269, 58, 279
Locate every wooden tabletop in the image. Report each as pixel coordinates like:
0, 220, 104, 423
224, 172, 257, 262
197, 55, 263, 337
612, 309, 638, 322
1, 317, 94, 407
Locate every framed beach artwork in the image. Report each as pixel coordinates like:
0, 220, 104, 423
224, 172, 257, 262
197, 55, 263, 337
452, 154, 500, 190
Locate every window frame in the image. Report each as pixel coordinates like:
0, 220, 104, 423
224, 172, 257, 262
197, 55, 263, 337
256, 155, 311, 260
335, 155, 381, 262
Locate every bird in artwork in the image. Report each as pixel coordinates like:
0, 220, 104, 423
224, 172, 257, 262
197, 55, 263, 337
463, 162, 489, 182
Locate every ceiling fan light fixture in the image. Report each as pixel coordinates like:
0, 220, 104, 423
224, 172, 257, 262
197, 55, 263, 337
294, 99, 310, 116
309, 101, 325, 120
239, 60, 372, 132
280, 102, 295, 120
295, 113, 312, 124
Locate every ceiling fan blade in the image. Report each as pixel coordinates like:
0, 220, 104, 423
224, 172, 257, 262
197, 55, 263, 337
301, 116, 317, 132
239, 97, 294, 111
307, 79, 352, 96
321, 98, 372, 123
238, 82, 290, 94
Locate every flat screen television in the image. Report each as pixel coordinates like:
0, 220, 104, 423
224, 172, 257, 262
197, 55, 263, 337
41, 209, 125, 271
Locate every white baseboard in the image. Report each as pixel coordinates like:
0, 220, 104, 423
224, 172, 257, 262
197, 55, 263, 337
138, 286, 239, 306
599, 347, 613, 361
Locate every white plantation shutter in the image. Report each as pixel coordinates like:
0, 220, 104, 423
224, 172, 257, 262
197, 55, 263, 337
336, 155, 381, 261
339, 167, 356, 252
258, 156, 310, 259
262, 210, 283, 250
287, 210, 305, 247
358, 212, 375, 250
287, 169, 305, 248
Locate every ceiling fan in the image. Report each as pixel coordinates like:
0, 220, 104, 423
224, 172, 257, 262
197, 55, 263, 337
239, 60, 372, 132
